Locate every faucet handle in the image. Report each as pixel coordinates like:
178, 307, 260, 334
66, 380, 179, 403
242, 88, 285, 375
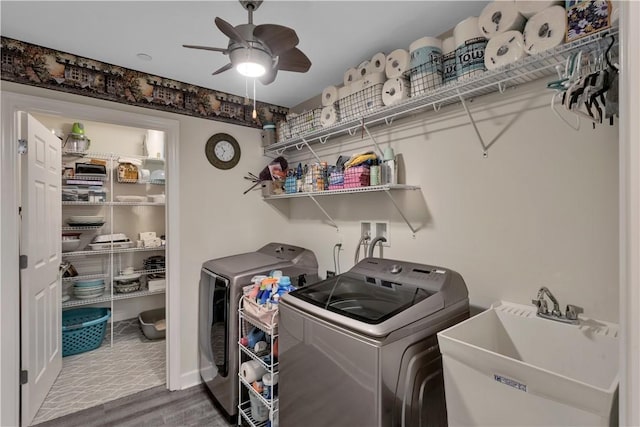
531, 298, 548, 314
565, 304, 583, 321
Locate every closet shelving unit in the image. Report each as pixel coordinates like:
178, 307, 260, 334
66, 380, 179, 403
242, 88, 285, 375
237, 297, 279, 427
265, 27, 619, 159
61, 150, 166, 332
263, 27, 618, 235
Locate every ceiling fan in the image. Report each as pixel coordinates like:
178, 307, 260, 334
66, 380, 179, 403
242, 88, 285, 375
183, 0, 311, 85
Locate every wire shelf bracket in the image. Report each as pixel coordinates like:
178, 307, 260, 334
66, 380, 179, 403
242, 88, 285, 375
363, 124, 385, 158
300, 138, 321, 163
306, 193, 339, 231
382, 187, 419, 237
457, 89, 490, 158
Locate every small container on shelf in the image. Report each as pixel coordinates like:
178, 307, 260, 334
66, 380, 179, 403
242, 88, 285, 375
117, 157, 142, 182
118, 163, 138, 182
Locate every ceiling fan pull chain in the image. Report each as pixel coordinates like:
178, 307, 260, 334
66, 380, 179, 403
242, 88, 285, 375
253, 78, 258, 119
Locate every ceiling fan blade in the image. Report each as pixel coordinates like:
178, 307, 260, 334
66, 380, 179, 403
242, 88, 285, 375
183, 44, 228, 54
212, 63, 234, 76
253, 24, 299, 55
277, 48, 311, 73
259, 67, 278, 85
215, 17, 250, 49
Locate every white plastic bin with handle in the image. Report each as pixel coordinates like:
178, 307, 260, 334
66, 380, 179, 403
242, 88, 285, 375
436, 301, 619, 426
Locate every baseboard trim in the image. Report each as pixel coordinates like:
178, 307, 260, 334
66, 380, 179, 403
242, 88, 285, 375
180, 369, 202, 390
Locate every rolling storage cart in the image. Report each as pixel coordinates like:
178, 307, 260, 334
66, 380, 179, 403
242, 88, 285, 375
237, 295, 279, 427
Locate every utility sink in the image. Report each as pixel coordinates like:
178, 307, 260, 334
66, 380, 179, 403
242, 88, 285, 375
437, 301, 619, 426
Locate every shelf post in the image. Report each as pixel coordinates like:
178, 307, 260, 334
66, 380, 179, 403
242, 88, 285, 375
305, 194, 339, 231
456, 89, 489, 157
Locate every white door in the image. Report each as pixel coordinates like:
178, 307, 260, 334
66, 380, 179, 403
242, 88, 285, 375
19, 112, 62, 426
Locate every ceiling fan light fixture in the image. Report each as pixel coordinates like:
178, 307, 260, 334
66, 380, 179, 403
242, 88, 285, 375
231, 47, 271, 77
236, 61, 266, 77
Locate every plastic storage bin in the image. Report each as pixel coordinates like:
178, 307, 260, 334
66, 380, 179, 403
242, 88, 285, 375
139, 308, 166, 340
62, 307, 111, 357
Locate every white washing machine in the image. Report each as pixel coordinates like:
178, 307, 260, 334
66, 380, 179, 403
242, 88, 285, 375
279, 257, 469, 427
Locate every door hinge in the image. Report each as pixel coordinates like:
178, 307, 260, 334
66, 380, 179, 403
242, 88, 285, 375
18, 139, 27, 155
19, 254, 28, 269
20, 370, 28, 385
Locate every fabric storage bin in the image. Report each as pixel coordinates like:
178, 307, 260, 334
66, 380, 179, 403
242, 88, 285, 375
62, 307, 111, 357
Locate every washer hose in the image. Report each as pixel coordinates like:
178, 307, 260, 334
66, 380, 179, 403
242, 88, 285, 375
354, 235, 371, 264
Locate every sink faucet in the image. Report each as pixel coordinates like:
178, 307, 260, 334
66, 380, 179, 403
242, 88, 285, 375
368, 236, 387, 258
531, 287, 583, 325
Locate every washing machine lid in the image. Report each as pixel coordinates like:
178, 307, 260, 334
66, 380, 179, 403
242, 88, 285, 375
201, 243, 318, 282
289, 272, 433, 325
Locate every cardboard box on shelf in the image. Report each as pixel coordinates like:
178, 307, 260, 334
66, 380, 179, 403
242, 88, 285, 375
147, 278, 166, 292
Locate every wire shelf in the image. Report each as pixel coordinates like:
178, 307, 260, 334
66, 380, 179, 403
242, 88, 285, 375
62, 273, 108, 283
62, 268, 165, 283
264, 184, 420, 199
265, 27, 618, 155
239, 343, 279, 374
62, 201, 164, 206
62, 201, 109, 206
62, 288, 165, 308
62, 225, 104, 231
239, 375, 279, 411
61, 246, 166, 257
238, 400, 270, 427
111, 201, 165, 206
62, 150, 113, 160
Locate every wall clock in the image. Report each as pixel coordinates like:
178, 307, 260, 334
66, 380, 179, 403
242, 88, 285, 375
205, 133, 241, 170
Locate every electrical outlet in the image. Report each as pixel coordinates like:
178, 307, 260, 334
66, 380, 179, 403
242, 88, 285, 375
374, 221, 390, 246
360, 221, 371, 240
326, 270, 336, 278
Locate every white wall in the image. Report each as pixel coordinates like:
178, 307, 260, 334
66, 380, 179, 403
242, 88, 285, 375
278, 79, 619, 322
1, 74, 620, 393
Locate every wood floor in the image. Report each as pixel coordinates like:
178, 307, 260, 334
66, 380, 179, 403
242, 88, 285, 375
35, 384, 234, 427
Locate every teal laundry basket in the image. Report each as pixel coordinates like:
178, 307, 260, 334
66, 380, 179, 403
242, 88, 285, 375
62, 307, 111, 357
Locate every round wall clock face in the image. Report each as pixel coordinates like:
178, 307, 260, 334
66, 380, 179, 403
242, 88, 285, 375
205, 133, 241, 170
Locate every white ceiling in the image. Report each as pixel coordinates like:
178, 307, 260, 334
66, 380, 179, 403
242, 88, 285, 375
0, 1, 489, 108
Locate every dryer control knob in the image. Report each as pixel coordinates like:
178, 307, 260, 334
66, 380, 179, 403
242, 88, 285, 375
390, 264, 403, 274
